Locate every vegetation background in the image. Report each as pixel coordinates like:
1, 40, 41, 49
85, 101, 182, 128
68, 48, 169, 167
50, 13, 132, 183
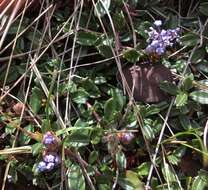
0, 0, 208, 189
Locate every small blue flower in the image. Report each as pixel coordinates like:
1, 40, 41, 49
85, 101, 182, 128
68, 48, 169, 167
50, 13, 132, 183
43, 132, 56, 145
43, 154, 55, 163
46, 162, 55, 171
156, 47, 165, 55
154, 20, 162, 27
37, 161, 47, 172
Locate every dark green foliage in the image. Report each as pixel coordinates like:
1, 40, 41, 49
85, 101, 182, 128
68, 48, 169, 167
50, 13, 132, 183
1, 0, 208, 190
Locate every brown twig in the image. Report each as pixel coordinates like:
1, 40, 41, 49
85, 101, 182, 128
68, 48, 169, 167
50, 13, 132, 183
86, 102, 101, 123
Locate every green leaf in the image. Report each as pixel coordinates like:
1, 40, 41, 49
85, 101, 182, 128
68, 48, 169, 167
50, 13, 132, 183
162, 162, 177, 183
191, 48, 206, 64
112, 89, 125, 109
196, 61, 208, 73
123, 48, 141, 63
67, 164, 86, 190
113, 10, 126, 31
66, 81, 77, 93
29, 87, 43, 114
181, 74, 194, 91
89, 151, 99, 164
31, 143, 43, 156
19, 125, 34, 145
80, 78, 100, 98
64, 132, 90, 147
199, 2, 208, 16
116, 151, 127, 171
179, 115, 192, 130
143, 122, 155, 140
190, 90, 208, 104
96, 45, 113, 58
118, 170, 144, 190
181, 33, 199, 47
104, 89, 125, 122
96, 35, 114, 58
94, 76, 107, 84
135, 21, 152, 39
175, 91, 188, 107
159, 81, 178, 95
104, 98, 118, 121
77, 31, 98, 46
137, 162, 151, 176
74, 119, 89, 128
64, 120, 91, 147
72, 88, 89, 104
94, 0, 111, 17
167, 147, 186, 165
191, 170, 208, 190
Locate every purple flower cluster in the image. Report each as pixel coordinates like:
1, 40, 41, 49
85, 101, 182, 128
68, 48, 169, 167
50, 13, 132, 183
145, 20, 180, 56
42, 131, 56, 145
37, 153, 61, 172
36, 131, 61, 173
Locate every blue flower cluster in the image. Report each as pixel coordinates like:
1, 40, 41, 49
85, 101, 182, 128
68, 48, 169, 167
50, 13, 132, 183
37, 153, 61, 172
37, 132, 61, 173
145, 20, 180, 56
42, 131, 56, 145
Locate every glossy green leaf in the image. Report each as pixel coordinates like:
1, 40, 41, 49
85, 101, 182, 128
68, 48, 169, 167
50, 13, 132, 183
77, 31, 98, 46
190, 90, 208, 104
179, 115, 192, 130
113, 10, 126, 31
137, 162, 151, 176
162, 162, 177, 183
96, 35, 114, 58
72, 88, 89, 104
181, 33, 199, 47
67, 164, 86, 190
191, 48, 206, 64
94, 0, 111, 17
64, 132, 90, 147
31, 143, 43, 156
97, 44, 113, 58
191, 170, 208, 190
175, 91, 188, 107
64, 120, 91, 147
80, 78, 100, 98
116, 151, 127, 171
89, 151, 99, 164
143, 122, 155, 140
123, 48, 141, 63
94, 76, 107, 84
104, 89, 125, 121
181, 74, 194, 91
196, 61, 208, 73
118, 170, 144, 190
159, 81, 179, 95
135, 21, 152, 39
